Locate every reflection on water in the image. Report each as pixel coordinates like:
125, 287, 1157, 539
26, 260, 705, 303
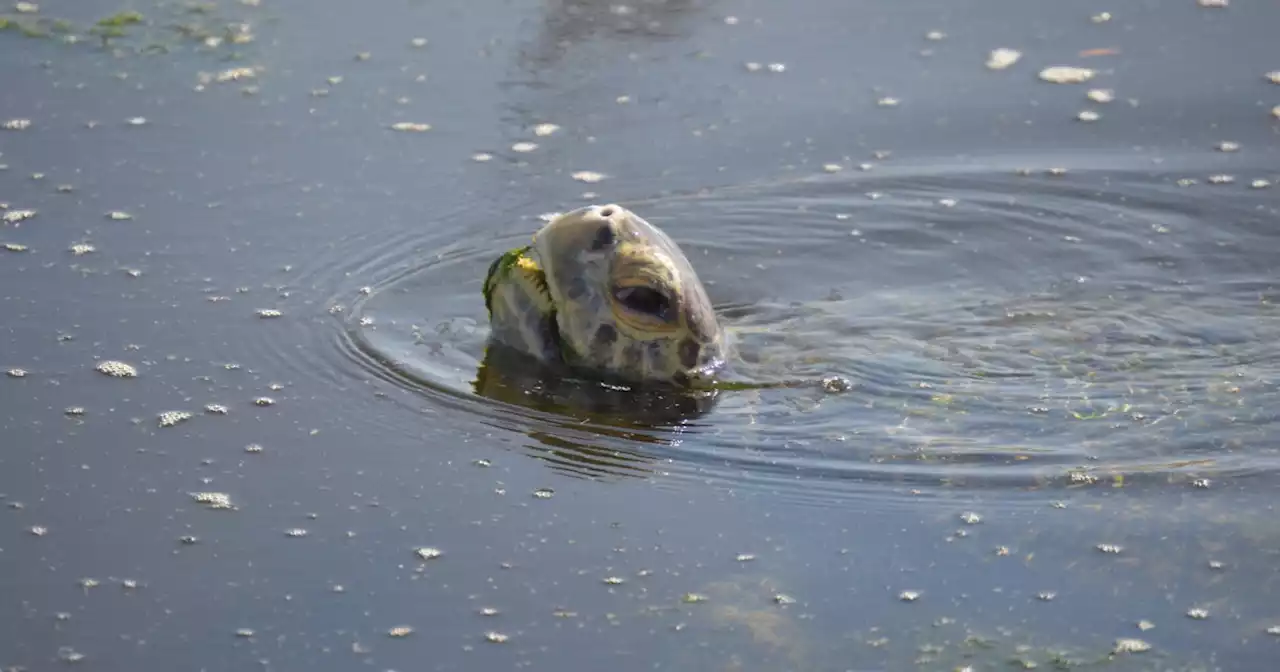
473, 343, 720, 478
521, 0, 701, 68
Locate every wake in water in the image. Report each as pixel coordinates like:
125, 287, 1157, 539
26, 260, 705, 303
302, 158, 1280, 499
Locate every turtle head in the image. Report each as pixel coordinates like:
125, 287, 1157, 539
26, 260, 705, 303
530, 204, 726, 387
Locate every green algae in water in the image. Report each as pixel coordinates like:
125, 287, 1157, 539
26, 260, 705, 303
95, 11, 145, 28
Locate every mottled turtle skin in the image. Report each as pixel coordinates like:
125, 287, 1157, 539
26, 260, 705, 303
482, 204, 727, 387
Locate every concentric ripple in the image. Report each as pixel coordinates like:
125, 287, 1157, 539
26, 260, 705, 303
297, 153, 1280, 504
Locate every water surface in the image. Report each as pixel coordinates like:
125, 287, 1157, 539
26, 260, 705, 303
2, 0, 1279, 670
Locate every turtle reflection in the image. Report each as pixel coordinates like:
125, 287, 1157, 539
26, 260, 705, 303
472, 342, 719, 479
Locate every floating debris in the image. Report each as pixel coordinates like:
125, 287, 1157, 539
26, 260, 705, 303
1186, 607, 1209, 620
390, 122, 431, 132
1251, 179, 1272, 189
820, 375, 853, 393
1215, 141, 1240, 153
158, 410, 193, 427
472, 458, 491, 467
925, 30, 945, 40
57, 647, 85, 663
532, 488, 554, 499
682, 593, 709, 603
6, 368, 27, 378
14, 3, 38, 13
1272, 104, 1279, 120
876, 96, 900, 107
29, 525, 47, 536
415, 546, 442, 560
215, 67, 257, 83
126, 117, 148, 126
1197, 0, 1227, 7
773, 593, 797, 605
284, 528, 308, 538
1037, 591, 1057, 601
1091, 11, 1112, 22
65, 406, 85, 416
478, 607, 499, 616
105, 210, 133, 220
533, 123, 560, 136
2, 119, 32, 131
255, 309, 283, 318
191, 492, 234, 509
79, 578, 100, 589
1266, 625, 1280, 636
1207, 174, 1235, 184
235, 628, 255, 638
410, 37, 428, 47
735, 553, 757, 562
472, 152, 493, 162
387, 626, 414, 638
1087, 88, 1115, 103
986, 48, 1022, 70
1039, 66, 1095, 84
1077, 110, 1101, 122
244, 443, 263, 453
602, 576, 625, 585
822, 163, 842, 173
1191, 478, 1211, 488
898, 590, 921, 602
959, 511, 983, 525
70, 243, 96, 256
571, 171, 607, 183
484, 631, 509, 643
1113, 638, 1151, 654
1137, 620, 1155, 631
1096, 543, 1123, 554
511, 142, 538, 153
1069, 470, 1099, 485
178, 535, 200, 545
3, 243, 28, 252
252, 396, 275, 407
2, 209, 36, 224
94, 360, 137, 377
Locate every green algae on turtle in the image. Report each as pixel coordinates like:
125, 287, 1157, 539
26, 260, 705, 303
481, 204, 728, 388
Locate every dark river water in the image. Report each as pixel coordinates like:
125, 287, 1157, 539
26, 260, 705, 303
3, 0, 1279, 670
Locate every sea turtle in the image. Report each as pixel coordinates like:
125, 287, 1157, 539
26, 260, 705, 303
481, 204, 728, 388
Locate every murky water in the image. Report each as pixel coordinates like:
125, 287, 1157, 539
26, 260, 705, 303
3, 0, 1279, 670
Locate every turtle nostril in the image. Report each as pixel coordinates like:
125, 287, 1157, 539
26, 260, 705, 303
599, 207, 614, 217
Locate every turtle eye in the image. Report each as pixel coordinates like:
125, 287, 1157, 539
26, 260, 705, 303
614, 286, 672, 321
